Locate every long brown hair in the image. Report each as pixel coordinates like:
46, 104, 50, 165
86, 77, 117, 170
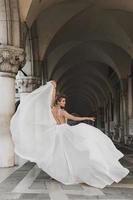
54, 94, 67, 106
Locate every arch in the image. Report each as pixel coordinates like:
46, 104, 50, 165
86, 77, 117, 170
48, 41, 130, 80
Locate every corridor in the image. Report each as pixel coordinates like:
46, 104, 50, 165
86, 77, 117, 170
0, 0, 133, 199
0, 145, 133, 200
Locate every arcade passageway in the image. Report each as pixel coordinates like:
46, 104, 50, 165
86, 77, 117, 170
0, 0, 133, 198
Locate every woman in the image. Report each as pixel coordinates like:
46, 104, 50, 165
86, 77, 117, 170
51, 81, 95, 125
10, 80, 129, 189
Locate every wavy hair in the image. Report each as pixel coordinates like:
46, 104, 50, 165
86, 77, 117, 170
54, 94, 67, 106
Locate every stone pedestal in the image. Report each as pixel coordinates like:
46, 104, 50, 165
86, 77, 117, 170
0, 45, 25, 167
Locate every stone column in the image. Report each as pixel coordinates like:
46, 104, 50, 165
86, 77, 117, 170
128, 76, 133, 118
96, 107, 101, 129
120, 79, 128, 144
0, 45, 25, 167
127, 75, 133, 144
16, 28, 41, 101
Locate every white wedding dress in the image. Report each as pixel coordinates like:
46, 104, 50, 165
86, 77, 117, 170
10, 81, 129, 188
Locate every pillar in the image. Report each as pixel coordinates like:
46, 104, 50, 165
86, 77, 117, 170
0, 45, 25, 167
120, 79, 128, 144
126, 71, 133, 145
16, 27, 41, 101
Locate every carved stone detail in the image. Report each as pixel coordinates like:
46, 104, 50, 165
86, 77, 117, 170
16, 76, 41, 93
126, 135, 133, 145
0, 45, 25, 76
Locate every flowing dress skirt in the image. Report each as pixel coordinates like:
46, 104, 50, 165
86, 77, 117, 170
10, 81, 129, 188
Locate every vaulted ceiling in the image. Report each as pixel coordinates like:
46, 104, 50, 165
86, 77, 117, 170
19, 0, 133, 115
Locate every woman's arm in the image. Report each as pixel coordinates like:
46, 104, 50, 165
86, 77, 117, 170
62, 110, 95, 122
50, 80, 56, 107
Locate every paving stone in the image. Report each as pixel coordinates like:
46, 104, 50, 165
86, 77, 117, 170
0, 162, 35, 192
0, 146, 133, 200
61, 183, 83, 190
19, 193, 50, 200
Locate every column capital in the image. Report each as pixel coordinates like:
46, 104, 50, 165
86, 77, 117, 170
0, 45, 25, 78
16, 76, 41, 93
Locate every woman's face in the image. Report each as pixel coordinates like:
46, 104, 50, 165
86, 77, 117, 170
58, 98, 66, 108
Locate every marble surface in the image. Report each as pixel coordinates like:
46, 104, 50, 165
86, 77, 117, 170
0, 145, 133, 200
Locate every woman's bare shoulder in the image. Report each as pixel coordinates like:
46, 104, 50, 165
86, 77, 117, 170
61, 109, 68, 115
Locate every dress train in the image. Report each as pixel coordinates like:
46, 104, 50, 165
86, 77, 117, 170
10, 81, 129, 188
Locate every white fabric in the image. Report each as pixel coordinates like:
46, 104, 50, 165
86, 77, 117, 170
10, 81, 129, 188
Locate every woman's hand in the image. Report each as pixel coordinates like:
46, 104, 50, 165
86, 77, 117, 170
50, 80, 56, 88
86, 117, 96, 122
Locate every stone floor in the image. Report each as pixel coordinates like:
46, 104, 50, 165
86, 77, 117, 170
0, 145, 133, 200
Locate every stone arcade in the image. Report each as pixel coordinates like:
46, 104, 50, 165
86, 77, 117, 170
0, 1, 133, 199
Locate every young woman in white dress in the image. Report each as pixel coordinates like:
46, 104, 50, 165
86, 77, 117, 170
10, 80, 129, 189
50, 80, 95, 125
